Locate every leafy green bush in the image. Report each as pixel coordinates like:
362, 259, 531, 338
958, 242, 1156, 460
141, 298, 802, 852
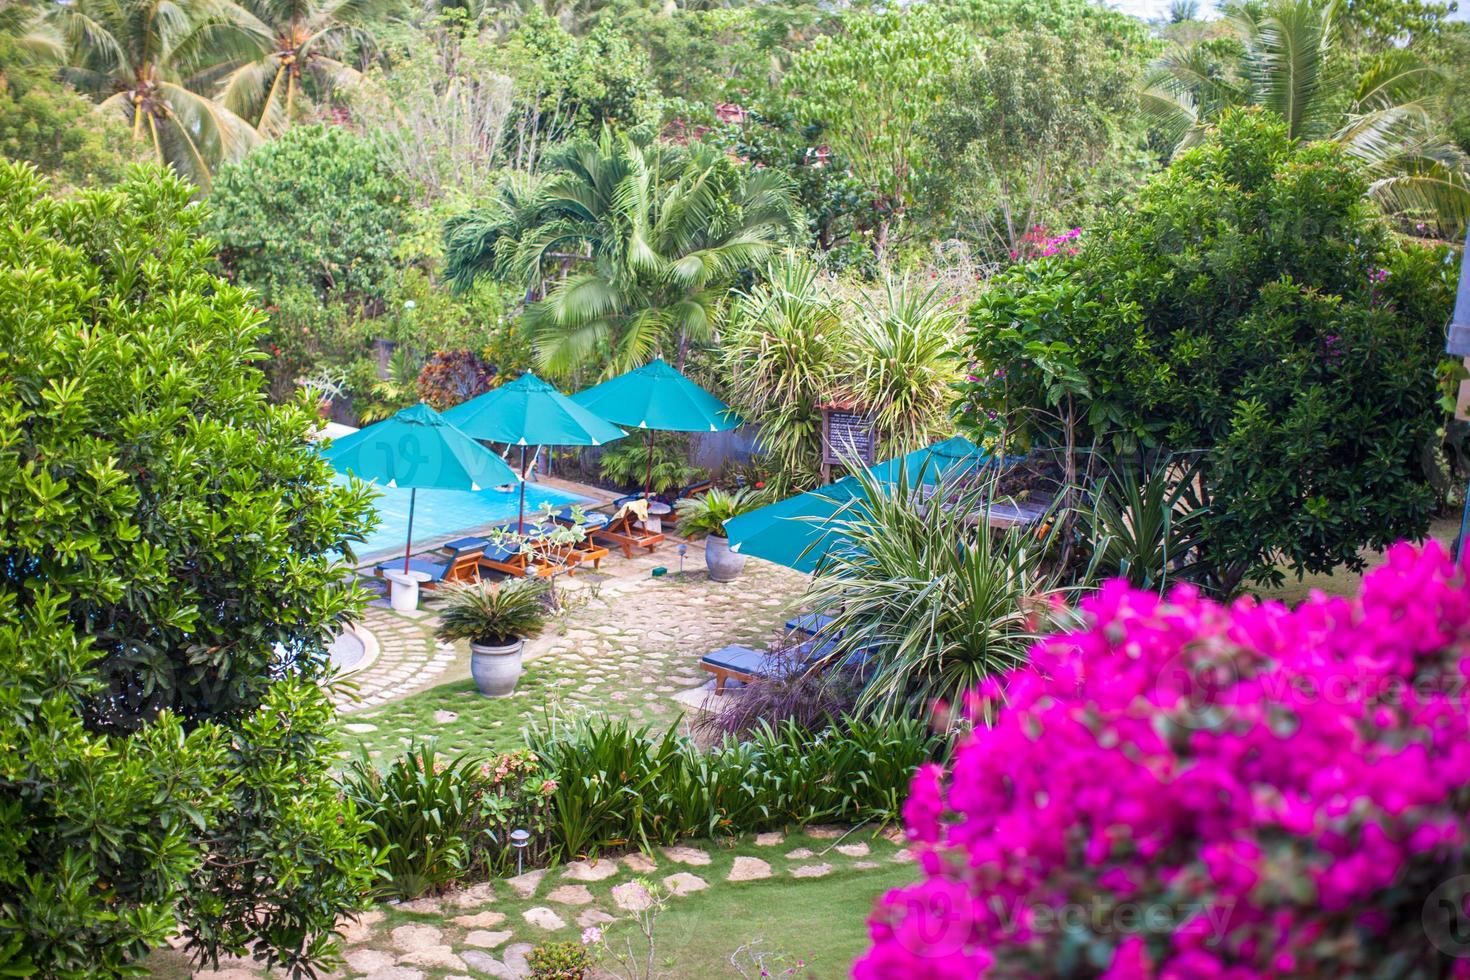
340, 743, 556, 897
0, 161, 379, 975
527, 714, 939, 860
528, 939, 596, 979
598, 434, 705, 495
208, 124, 408, 305
0, 72, 140, 188
959, 109, 1457, 593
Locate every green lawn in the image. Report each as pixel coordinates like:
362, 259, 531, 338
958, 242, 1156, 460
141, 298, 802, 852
1255, 516, 1457, 606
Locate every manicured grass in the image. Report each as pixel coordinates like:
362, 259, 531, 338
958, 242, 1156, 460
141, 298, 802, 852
339, 672, 558, 762
1255, 516, 1457, 606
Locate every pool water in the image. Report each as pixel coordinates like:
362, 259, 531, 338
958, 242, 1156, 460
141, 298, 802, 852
344, 479, 591, 559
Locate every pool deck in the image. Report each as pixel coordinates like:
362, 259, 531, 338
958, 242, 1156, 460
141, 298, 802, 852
351, 474, 623, 568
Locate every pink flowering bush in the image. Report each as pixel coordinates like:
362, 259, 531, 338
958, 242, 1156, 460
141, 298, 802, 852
858, 542, 1470, 977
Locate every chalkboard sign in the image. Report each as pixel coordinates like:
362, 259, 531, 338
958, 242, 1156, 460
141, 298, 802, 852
821, 408, 877, 466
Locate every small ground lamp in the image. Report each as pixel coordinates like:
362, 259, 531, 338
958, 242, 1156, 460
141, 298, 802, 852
1448, 227, 1470, 560
509, 828, 531, 875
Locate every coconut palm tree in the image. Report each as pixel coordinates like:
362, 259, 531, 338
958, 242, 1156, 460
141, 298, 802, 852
446, 129, 802, 378
217, 0, 385, 136
50, 0, 267, 187
1142, 0, 1469, 235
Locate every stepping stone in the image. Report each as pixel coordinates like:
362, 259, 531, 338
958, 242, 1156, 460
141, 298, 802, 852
612, 881, 655, 912
791, 863, 833, 878
347, 948, 398, 972
836, 842, 870, 857
453, 910, 507, 929
577, 909, 616, 929
364, 968, 425, 980
397, 895, 442, 914
853, 860, 879, 870
399, 946, 465, 970
785, 848, 814, 860
523, 906, 567, 931
434, 710, 459, 724
806, 825, 843, 839
464, 930, 513, 949
754, 832, 783, 847
621, 852, 657, 873
662, 872, 708, 896
727, 857, 772, 882
450, 882, 496, 907
546, 884, 595, 906
504, 943, 535, 977
562, 859, 620, 881
892, 850, 915, 863
390, 923, 444, 952
338, 908, 385, 944
345, 723, 378, 733
459, 950, 515, 979
662, 845, 711, 866
197, 971, 257, 980
506, 869, 545, 899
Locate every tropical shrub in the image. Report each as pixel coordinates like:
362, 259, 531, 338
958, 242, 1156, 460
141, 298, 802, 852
806, 468, 1067, 722
859, 540, 1470, 977
1081, 454, 1207, 593
415, 348, 497, 410
528, 939, 596, 980
693, 659, 861, 739
958, 109, 1457, 593
0, 161, 379, 975
208, 124, 408, 304
435, 578, 552, 648
598, 434, 704, 495
673, 487, 763, 539
340, 743, 556, 897
0, 72, 140, 188
527, 714, 939, 860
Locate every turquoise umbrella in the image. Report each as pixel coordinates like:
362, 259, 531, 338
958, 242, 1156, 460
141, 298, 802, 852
323, 402, 519, 573
443, 372, 627, 530
725, 437, 990, 573
571, 358, 741, 498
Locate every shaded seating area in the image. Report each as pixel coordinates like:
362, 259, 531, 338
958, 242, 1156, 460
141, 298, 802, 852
373, 538, 485, 588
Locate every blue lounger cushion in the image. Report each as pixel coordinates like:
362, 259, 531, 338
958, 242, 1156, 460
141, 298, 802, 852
375, 557, 450, 581
441, 536, 489, 553
480, 539, 521, 563
701, 640, 843, 678
552, 507, 610, 529
785, 613, 837, 636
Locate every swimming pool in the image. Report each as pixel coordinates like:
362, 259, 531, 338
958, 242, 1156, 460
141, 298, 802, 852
344, 479, 591, 559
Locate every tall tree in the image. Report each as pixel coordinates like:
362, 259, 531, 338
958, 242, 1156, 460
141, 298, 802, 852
1142, 0, 1470, 236
0, 160, 378, 975
446, 128, 802, 377
50, 0, 266, 187
218, 0, 386, 135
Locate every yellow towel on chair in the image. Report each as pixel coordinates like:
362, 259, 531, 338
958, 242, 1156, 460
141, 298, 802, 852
612, 498, 650, 524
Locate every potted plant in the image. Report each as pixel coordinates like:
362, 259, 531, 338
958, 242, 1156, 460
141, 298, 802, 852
434, 578, 550, 697
675, 487, 762, 582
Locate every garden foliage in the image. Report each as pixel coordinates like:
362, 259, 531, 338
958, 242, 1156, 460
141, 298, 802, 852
959, 110, 1457, 592
860, 541, 1470, 977
0, 161, 378, 975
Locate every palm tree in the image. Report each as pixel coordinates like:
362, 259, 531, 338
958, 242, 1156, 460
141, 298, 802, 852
1142, 0, 1469, 235
50, 0, 267, 187
446, 129, 802, 378
217, 0, 385, 136
0, 0, 63, 78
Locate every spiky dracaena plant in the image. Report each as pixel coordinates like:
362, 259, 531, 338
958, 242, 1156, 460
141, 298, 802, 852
805, 465, 1070, 722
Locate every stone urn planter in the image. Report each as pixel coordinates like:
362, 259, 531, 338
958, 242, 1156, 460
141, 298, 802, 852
705, 534, 746, 583
469, 637, 526, 697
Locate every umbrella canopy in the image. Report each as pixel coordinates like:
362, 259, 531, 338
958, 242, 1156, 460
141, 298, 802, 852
724, 476, 864, 574
443, 372, 627, 447
725, 436, 990, 573
571, 358, 742, 433
322, 403, 519, 572
870, 435, 988, 487
443, 372, 627, 532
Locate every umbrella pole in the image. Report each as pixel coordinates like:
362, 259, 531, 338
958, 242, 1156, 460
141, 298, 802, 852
644, 428, 653, 500
403, 487, 416, 575
518, 444, 528, 532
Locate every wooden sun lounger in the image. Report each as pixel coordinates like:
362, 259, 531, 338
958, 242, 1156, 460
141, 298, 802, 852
374, 542, 484, 588
593, 510, 664, 559
477, 534, 571, 579
698, 638, 844, 695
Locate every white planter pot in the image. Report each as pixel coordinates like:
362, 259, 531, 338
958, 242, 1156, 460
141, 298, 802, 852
705, 535, 746, 583
385, 571, 428, 612
470, 638, 526, 697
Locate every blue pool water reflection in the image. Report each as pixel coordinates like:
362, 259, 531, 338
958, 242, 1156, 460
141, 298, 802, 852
342, 478, 590, 559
